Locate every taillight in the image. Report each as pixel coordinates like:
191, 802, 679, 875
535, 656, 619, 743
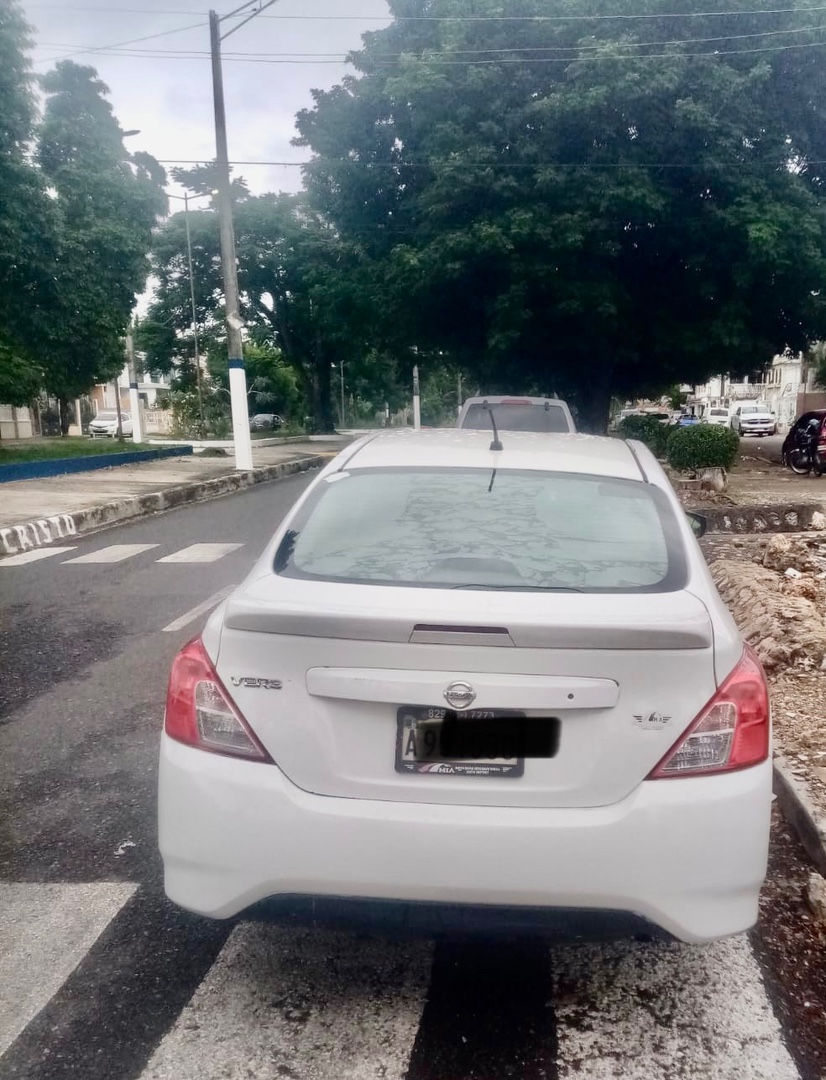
648, 647, 769, 779
164, 638, 272, 762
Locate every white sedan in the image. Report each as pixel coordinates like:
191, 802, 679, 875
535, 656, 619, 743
88, 410, 133, 437
158, 429, 771, 943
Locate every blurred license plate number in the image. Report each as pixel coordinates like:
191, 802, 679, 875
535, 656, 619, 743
395, 707, 559, 778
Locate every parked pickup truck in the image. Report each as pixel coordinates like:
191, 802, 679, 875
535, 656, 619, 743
457, 395, 576, 433
729, 403, 776, 437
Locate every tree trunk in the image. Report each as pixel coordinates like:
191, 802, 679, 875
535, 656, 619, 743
574, 371, 614, 434
58, 396, 72, 436
312, 350, 335, 434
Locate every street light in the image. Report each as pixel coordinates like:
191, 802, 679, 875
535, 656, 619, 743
168, 191, 211, 435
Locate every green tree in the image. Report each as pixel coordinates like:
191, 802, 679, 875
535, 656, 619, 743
0, 0, 53, 401
206, 341, 306, 421
146, 182, 377, 432
0, 342, 42, 406
36, 61, 168, 430
296, 0, 826, 431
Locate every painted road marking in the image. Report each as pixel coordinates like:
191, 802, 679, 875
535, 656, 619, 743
0, 547, 77, 566
63, 544, 159, 565
157, 543, 244, 564
162, 586, 234, 633
0, 882, 137, 1057
139, 923, 432, 1080
552, 935, 800, 1079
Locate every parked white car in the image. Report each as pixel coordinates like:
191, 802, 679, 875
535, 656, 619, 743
158, 429, 771, 943
88, 411, 133, 438
730, 404, 776, 437
704, 407, 731, 427
457, 395, 575, 433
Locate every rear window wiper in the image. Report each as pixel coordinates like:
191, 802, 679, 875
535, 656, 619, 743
451, 584, 584, 592
274, 529, 298, 572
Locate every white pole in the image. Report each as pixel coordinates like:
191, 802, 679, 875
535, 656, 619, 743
413, 365, 422, 430
126, 331, 143, 444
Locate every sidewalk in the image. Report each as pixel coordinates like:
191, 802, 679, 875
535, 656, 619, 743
0, 439, 348, 557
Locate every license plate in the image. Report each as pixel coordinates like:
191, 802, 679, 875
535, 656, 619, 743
395, 707, 559, 778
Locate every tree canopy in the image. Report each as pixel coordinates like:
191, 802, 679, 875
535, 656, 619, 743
0, 0, 53, 397
295, 0, 826, 429
0, 9, 168, 423
143, 178, 403, 432
36, 62, 168, 420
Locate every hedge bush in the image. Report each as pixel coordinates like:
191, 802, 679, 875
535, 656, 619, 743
617, 414, 670, 458
666, 424, 740, 472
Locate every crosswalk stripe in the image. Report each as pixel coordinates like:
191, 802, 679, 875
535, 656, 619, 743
162, 586, 234, 633
552, 936, 800, 1079
0, 547, 77, 566
138, 922, 432, 1080
157, 543, 244, 564
63, 544, 159, 565
0, 882, 137, 1058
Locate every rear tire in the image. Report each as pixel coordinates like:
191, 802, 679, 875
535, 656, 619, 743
788, 449, 812, 476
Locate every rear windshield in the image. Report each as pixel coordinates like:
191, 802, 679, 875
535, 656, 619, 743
461, 403, 570, 433
710, 409, 728, 416
275, 468, 687, 593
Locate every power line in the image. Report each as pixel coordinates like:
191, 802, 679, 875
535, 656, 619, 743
24, 3, 826, 19
27, 5, 208, 11
35, 21, 826, 60
256, 5, 826, 19
154, 158, 826, 168
33, 34, 826, 65
34, 17, 206, 65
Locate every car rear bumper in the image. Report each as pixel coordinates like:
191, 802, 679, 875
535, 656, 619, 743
158, 736, 771, 943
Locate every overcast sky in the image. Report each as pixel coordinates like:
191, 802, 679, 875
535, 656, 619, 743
23, 0, 391, 199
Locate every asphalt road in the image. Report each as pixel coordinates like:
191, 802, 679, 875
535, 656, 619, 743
739, 433, 785, 463
0, 472, 816, 1080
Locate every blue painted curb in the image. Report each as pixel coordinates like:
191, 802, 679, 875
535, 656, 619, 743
0, 444, 194, 484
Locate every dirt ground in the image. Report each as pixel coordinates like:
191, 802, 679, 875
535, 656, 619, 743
752, 808, 826, 1080
699, 531, 826, 820
718, 450, 826, 506
692, 450, 826, 1078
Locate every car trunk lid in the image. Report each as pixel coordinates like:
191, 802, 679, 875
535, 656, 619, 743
214, 579, 717, 809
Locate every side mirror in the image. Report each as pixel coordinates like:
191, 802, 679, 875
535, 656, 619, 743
686, 512, 707, 538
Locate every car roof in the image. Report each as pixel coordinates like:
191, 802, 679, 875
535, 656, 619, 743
343, 429, 644, 481
462, 395, 564, 405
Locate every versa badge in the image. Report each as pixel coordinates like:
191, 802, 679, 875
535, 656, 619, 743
230, 677, 283, 690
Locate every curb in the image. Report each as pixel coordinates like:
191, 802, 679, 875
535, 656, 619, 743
0, 454, 328, 557
0, 444, 193, 484
686, 502, 826, 534
773, 753, 826, 878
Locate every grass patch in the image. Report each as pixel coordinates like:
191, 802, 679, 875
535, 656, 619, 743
0, 437, 141, 466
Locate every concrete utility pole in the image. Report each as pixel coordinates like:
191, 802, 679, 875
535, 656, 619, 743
210, 7, 256, 470
413, 365, 422, 430
126, 329, 143, 444
340, 360, 346, 428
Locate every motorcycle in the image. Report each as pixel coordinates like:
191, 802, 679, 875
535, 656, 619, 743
786, 421, 824, 476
